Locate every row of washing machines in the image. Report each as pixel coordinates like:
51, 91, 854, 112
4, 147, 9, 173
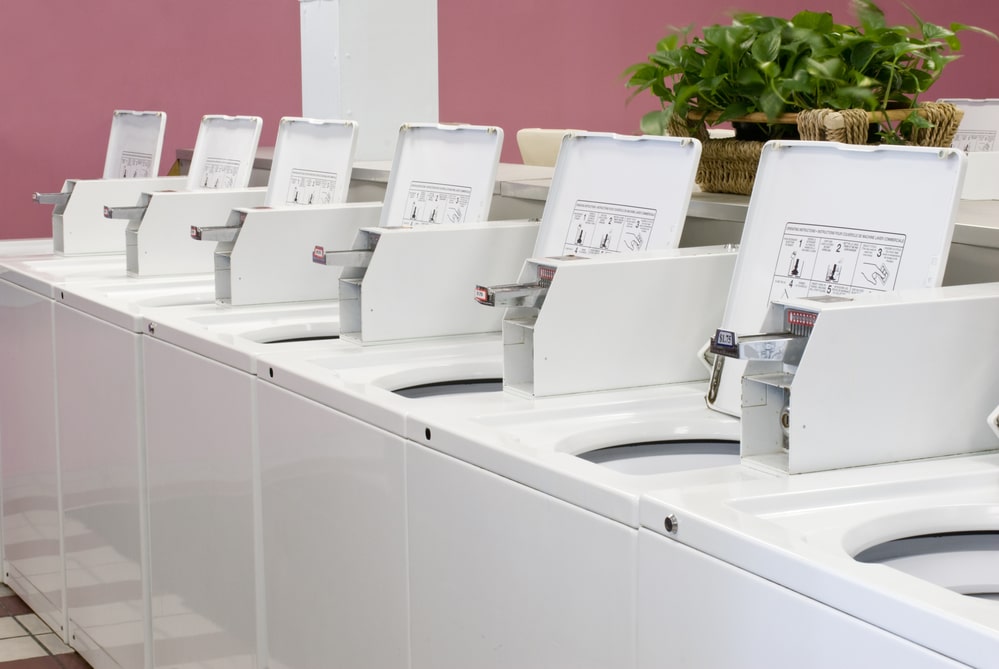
2, 109, 998, 669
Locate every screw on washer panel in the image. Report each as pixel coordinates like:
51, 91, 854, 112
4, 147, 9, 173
664, 514, 678, 534
147, 322, 156, 334
780, 409, 791, 429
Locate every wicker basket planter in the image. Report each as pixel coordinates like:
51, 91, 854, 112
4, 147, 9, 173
670, 102, 964, 195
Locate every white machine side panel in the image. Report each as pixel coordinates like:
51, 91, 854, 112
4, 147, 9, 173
134, 189, 267, 276
637, 531, 968, 668
54, 304, 146, 668
103, 111, 168, 179
186, 116, 263, 191
266, 118, 358, 207
257, 381, 407, 669
58, 177, 184, 255
380, 125, 501, 227
0, 282, 63, 635
531, 251, 736, 396
229, 203, 382, 306
788, 296, 999, 472
534, 134, 700, 257
143, 337, 258, 669
358, 223, 538, 342
711, 143, 965, 416
408, 444, 636, 669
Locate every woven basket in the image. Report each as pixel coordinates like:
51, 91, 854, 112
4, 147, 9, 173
670, 102, 964, 196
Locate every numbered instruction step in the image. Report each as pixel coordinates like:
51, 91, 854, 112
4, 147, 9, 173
771, 222, 906, 302
402, 181, 472, 225
563, 200, 657, 255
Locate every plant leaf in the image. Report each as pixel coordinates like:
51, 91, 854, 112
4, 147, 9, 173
759, 89, 785, 120
751, 28, 782, 63
852, 0, 885, 32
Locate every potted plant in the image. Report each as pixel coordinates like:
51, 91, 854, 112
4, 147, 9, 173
625, 0, 996, 193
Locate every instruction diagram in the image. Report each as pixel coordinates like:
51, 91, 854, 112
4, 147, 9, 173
201, 157, 242, 189
119, 151, 154, 178
770, 222, 906, 302
402, 181, 472, 225
562, 200, 657, 256
953, 129, 996, 153
287, 168, 337, 205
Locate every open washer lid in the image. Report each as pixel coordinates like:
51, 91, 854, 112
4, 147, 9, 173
532, 133, 701, 257
265, 117, 358, 206
380, 123, 503, 227
102, 110, 167, 179
186, 114, 263, 191
940, 98, 999, 152
708, 141, 966, 417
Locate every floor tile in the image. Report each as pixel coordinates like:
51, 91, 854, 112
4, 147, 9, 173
34, 634, 72, 656
12, 617, 48, 638
0, 635, 46, 661
0, 619, 29, 640
0, 597, 33, 617
0, 586, 14, 598
0, 656, 78, 668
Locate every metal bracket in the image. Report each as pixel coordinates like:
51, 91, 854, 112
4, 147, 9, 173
191, 225, 240, 242
312, 246, 373, 268
474, 282, 548, 308
33, 192, 70, 206
104, 205, 147, 220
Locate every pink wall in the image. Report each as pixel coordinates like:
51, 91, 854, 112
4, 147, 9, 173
3, 1, 998, 239
0, 0, 301, 240
439, 0, 999, 162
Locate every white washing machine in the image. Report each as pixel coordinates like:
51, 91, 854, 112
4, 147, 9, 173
134, 124, 509, 669
250, 133, 708, 669
0, 253, 136, 641
635, 281, 999, 668
48, 117, 364, 669
638, 284, 999, 667
638, 451, 999, 668
0, 110, 236, 643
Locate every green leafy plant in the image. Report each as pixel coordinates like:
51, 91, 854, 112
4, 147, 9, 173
625, 0, 996, 142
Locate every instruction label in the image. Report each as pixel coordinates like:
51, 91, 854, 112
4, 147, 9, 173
563, 200, 657, 256
287, 169, 337, 205
770, 222, 906, 302
403, 181, 472, 225
952, 129, 996, 152
119, 151, 153, 178
201, 157, 241, 189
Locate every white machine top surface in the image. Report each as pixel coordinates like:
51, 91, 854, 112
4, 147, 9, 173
186, 115, 263, 191
265, 117, 358, 207
641, 452, 999, 668
104, 110, 167, 179
533, 133, 701, 257
57, 274, 217, 332
139, 300, 344, 374
710, 141, 966, 416
0, 239, 56, 258
380, 124, 502, 227
0, 253, 128, 298
256, 337, 741, 528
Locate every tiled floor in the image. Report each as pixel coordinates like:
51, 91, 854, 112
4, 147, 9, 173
0, 585, 90, 668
